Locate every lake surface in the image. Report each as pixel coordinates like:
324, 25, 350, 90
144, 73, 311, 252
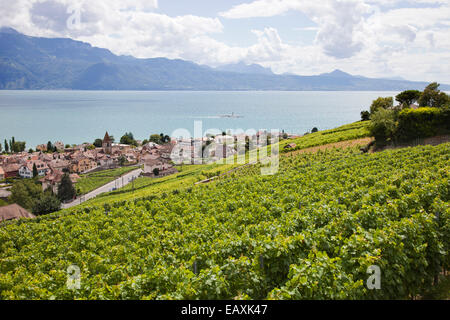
0, 90, 400, 148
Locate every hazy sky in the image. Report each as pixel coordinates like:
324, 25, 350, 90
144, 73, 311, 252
1, 0, 449, 83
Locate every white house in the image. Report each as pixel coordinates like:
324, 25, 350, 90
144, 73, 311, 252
19, 161, 49, 178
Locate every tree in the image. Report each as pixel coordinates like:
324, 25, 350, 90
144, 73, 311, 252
28, 148, 33, 153
47, 141, 53, 153
9, 180, 43, 210
12, 141, 26, 153
57, 174, 76, 202
120, 132, 137, 146
93, 139, 103, 148
150, 134, 161, 144
4, 139, 8, 153
370, 97, 394, 114
164, 135, 171, 143
119, 155, 127, 166
369, 108, 397, 146
142, 139, 149, 145
395, 90, 421, 107
0, 142, 2, 153
153, 168, 160, 176
32, 193, 61, 216
361, 110, 371, 121
418, 82, 450, 108
11, 137, 15, 152
311, 127, 319, 133
32, 163, 38, 178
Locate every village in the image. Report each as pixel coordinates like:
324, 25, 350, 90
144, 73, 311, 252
0, 129, 294, 184
0, 132, 176, 194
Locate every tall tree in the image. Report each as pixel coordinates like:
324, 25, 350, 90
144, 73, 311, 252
395, 90, 421, 107
370, 97, 394, 114
4, 139, 8, 153
47, 141, 53, 152
418, 82, 450, 108
57, 174, 76, 202
32, 163, 38, 178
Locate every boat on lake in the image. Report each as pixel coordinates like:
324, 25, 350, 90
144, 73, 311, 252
219, 112, 243, 118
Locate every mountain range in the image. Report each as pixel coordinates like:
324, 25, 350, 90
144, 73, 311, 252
1, 27, 448, 91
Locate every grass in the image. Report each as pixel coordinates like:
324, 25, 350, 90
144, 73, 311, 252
76, 162, 236, 207
76, 166, 141, 195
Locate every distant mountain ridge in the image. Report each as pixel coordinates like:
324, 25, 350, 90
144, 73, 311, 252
215, 62, 274, 75
1, 28, 449, 91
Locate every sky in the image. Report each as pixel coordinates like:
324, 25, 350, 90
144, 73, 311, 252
0, 0, 449, 83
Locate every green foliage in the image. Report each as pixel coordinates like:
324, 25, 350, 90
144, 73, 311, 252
0, 199, 8, 207
76, 166, 138, 195
370, 97, 394, 115
311, 127, 318, 133
0, 143, 448, 299
9, 179, 42, 210
418, 82, 450, 108
369, 109, 397, 146
57, 174, 76, 202
93, 139, 103, 148
118, 156, 127, 166
150, 133, 171, 145
360, 110, 370, 121
8, 139, 26, 153
280, 122, 371, 153
396, 90, 421, 107
120, 133, 137, 146
32, 193, 61, 216
32, 163, 38, 178
395, 107, 446, 141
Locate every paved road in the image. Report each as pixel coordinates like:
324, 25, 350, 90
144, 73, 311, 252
61, 168, 143, 209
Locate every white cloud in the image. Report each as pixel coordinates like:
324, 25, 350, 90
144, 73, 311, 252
219, 0, 450, 82
0, 0, 449, 83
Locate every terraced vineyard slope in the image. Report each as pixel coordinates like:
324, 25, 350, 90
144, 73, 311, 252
0, 142, 448, 300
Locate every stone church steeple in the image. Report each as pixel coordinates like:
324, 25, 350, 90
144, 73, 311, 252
103, 131, 112, 154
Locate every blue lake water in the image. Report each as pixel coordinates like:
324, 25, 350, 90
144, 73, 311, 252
0, 90, 400, 148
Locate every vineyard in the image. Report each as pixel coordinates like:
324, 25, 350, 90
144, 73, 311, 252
79, 163, 236, 207
280, 121, 371, 152
0, 141, 448, 300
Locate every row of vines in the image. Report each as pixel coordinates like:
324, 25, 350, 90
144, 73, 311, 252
0, 143, 448, 299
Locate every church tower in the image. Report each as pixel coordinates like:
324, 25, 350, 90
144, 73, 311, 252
103, 131, 112, 154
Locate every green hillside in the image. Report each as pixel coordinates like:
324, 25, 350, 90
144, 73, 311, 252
0, 138, 448, 299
